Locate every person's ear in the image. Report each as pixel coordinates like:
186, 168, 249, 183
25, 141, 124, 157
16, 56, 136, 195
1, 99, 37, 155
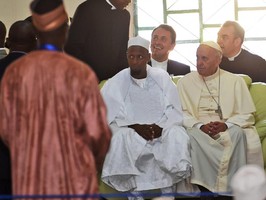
234, 37, 242, 47
170, 42, 176, 51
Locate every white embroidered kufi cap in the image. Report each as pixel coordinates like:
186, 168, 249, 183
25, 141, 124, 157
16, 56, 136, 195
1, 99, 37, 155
231, 164, 266, 200
128, 35, 150, 51
201, 41, 222, 53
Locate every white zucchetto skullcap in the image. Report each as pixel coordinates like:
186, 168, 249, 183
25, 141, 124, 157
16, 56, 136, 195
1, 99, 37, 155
201, 41, 222, 54
128, 36, 150, 51
231, 165, 266, 200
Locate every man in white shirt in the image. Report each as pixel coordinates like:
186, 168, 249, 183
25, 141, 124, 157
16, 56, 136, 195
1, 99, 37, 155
150, 24, 190, 76
101, 36, 192, 200
177, 41, 263, 200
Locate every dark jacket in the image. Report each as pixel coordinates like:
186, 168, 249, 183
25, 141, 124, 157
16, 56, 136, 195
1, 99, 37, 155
0, 52, 26, 79
0, 51, 25, 195
149, 59, 191, 76
220, 49, 266, 83
64, 0, 130, 81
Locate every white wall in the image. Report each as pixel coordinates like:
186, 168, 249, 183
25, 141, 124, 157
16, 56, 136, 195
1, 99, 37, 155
0, 0, 86, 32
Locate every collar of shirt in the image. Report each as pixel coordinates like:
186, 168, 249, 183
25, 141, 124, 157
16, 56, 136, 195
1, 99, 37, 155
151, 58, 168, 72
130, 65, 148, 88
228, 49, 242, 61
131, 76, 147, 88
106, 0, 117, 10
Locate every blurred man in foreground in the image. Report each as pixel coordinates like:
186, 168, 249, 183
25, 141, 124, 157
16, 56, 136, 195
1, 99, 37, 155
0, 0, 111, 198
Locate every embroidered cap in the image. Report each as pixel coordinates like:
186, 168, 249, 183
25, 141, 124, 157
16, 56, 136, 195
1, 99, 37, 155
231, 165, 266, 200
30, 0, 68, 32
201, 41, 222, 54
128, 36, 150, 51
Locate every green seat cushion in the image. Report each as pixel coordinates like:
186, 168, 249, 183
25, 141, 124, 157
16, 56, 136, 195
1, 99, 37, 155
99, 79, 107, 89
172, 75, 184, 85
249, 82, 266, 141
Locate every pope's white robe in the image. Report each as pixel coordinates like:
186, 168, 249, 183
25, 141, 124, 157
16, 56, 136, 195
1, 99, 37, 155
177, 69, 263, 193
101, 66, 192, 192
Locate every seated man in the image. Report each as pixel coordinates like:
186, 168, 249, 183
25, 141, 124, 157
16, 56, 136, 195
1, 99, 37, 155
217, 20, 266, 83
150, 24, 191, 76
177, 41, 263, 199
101, 36, 192, 200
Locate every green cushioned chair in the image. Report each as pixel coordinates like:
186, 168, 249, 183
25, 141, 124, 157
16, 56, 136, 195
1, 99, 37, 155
99, 181, 127, 200
249, 82, 266, 168
239, 74, 252, 88
99, 79, 108, 89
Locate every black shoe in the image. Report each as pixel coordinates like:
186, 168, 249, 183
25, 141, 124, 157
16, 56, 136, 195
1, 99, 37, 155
216, 195, 233, 200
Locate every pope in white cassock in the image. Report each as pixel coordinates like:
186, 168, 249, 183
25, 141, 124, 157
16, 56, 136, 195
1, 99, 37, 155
101, 36, 192, 200
177, 41, 263, 197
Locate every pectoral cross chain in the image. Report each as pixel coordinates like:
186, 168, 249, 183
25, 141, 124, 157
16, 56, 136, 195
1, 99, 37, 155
215, 105, 223, 120
203, 70, 223, 120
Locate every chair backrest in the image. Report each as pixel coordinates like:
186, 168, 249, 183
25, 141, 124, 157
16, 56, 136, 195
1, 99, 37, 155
171, 75, 183, 85
99, 79, 107, 89
249, 82, 266, 140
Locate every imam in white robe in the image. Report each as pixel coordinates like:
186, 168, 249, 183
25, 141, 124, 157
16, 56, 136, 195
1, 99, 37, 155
101, 65, 192, 193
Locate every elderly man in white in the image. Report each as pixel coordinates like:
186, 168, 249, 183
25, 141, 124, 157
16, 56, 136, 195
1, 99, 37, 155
101, 36, 192, 200
177, 41, 263, 199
